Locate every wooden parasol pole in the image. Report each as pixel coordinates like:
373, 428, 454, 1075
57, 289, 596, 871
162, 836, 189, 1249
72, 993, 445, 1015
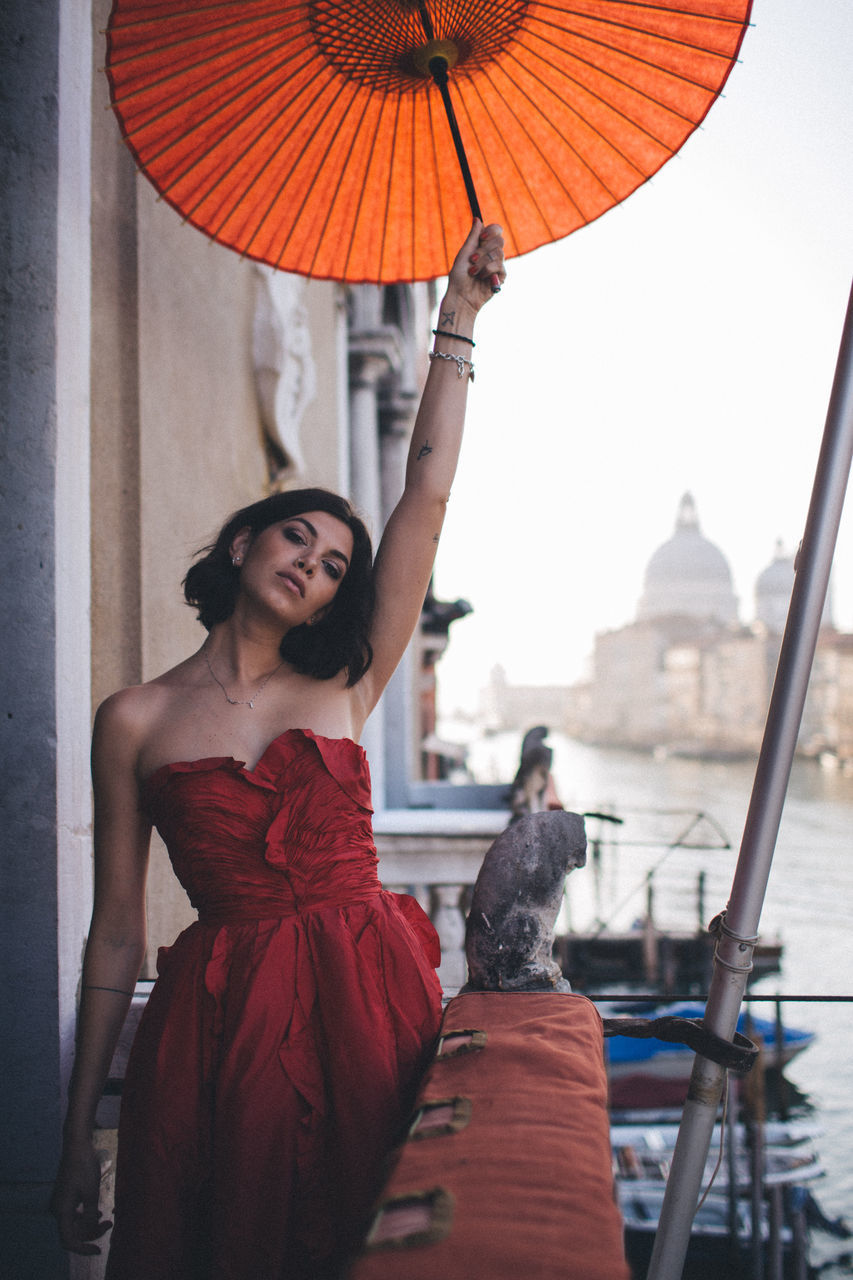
647, 277, 853, 1280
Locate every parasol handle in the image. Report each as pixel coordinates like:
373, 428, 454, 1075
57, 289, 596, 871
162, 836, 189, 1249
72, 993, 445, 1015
416, 0, 480, 218
417, 1, 499, 291
426, 55, 482, 222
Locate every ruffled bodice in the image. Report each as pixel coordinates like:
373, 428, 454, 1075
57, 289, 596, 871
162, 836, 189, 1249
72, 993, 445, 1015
107, 730, 442, 1280
143, 728, 382, 924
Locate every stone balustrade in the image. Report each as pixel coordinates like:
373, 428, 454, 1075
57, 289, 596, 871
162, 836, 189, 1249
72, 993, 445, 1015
373, 807, 508, 996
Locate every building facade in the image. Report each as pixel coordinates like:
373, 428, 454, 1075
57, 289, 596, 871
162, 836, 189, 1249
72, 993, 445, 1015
1, 5, 452, 1272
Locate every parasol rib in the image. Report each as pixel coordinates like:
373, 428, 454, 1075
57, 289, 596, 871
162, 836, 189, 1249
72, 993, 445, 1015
168, 51, 335, 222
377, 90, 407, 279
424, 89, 453, 268
262, 80, 375, 269
284, 84, 380, 276
107, 10, 304, 85
338, 96, 391, 280
454, 85, 515, 243
273, 81, 373, 272
535, 2, 749, 56
524, 19, 734, 102
466, 69, 562, 238
190, 64, 347, 249
456, 72, 556, 244
408, 89, 417, 275
109, 0, 275, 29
470, 62, 584, 231
507, 45, 693, 184
493, 48, 631, 206
122, 44, 317, 184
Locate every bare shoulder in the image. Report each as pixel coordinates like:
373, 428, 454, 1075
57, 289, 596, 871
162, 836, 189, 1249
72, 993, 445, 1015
94, 683, 167, 743
92, 670, 191, 782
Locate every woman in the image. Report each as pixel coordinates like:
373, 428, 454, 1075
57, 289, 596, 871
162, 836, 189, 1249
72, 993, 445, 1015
51, 221, 506, 1278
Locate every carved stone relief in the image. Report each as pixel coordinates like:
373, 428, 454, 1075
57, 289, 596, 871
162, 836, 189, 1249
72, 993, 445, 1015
252, 265, 317, 482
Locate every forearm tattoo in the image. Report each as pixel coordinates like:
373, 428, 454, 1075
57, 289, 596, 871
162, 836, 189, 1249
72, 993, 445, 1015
417, 440, 433, 461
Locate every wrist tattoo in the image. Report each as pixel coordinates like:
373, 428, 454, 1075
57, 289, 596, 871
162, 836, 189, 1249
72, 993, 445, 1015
440, 308, 455, 327
417, 440, 433, 461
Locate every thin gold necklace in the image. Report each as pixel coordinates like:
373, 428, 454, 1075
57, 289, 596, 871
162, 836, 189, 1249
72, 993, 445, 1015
203, 644, 283, 710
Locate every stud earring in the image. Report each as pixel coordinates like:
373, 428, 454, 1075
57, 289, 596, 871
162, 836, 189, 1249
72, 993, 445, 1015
232, 555, 242, 567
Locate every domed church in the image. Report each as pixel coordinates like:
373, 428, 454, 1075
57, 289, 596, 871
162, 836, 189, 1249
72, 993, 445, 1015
637, 492, 738, 626
565, 494, 850, 761
754, 540, 834, 635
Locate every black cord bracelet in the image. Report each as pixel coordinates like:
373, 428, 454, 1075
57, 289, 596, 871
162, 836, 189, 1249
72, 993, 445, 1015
432, 328, 475, 348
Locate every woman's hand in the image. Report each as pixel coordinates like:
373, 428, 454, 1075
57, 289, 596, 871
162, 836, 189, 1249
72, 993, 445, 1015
445, 220, 506, 318
50, 1138, 112, 1255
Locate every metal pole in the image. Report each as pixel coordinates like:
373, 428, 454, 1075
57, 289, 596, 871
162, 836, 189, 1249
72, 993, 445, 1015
647, 277, 853, 1280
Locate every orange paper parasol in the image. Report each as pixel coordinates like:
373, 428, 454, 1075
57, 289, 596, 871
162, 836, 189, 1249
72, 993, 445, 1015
105, 0, 753, 283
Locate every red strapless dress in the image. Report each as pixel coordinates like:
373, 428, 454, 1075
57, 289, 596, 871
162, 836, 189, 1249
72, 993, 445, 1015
106, 729, 442, 1280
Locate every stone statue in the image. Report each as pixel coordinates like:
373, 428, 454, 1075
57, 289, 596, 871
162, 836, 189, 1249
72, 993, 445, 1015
462, 810, 586, 993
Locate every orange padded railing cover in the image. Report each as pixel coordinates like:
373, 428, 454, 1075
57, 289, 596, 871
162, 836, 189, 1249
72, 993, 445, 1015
350, 990, 629, 1280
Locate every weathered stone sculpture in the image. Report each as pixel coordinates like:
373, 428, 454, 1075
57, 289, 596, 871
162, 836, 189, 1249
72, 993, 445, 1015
462, 810, 587, 993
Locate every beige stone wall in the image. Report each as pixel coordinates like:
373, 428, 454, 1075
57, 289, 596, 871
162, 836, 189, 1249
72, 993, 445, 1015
136, 194, 266, 681
132, 207, 350, 968
88, 23, 350, 969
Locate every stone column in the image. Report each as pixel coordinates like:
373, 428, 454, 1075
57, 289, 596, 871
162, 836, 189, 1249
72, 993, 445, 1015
0, 3, 93, 1275
377, 287, 421, 809
347, 287, 402, 809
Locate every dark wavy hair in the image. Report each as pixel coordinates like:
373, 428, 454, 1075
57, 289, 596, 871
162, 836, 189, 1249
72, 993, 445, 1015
184, 489, 375, 686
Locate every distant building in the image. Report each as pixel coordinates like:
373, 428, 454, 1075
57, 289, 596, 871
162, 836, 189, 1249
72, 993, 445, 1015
484, 493, 853, 765
479, 664, 577, 734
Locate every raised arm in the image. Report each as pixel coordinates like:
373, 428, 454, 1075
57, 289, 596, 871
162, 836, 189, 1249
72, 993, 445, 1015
353, 220, 505, 722
50, 692, 152, 1255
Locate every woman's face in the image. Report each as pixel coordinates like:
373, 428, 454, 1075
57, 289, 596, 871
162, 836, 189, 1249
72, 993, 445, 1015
230, 511, 354, 628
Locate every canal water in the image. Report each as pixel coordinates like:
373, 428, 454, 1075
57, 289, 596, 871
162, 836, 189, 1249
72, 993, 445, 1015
462, 731, 853, 1276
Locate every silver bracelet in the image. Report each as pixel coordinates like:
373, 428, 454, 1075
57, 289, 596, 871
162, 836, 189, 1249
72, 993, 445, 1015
429, 350, 475, 382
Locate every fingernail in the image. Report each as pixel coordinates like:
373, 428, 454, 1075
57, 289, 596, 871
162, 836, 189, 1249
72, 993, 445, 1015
470, 253, 479, 263
468, 265, 477, 275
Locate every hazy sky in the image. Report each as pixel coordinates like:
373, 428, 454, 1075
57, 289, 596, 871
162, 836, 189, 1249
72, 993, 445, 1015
432, 0, 853, 714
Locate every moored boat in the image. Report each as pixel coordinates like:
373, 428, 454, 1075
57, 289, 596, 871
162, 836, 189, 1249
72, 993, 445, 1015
602, 1001, 815, 1110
